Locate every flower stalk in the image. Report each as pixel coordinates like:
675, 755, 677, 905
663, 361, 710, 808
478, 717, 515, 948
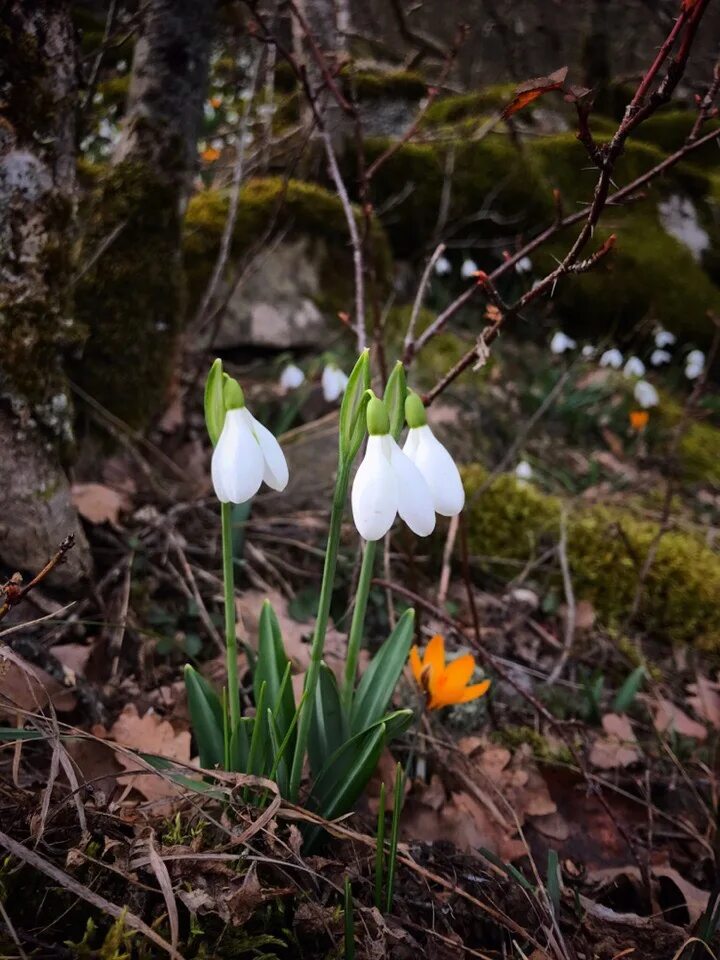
221, 501, 240, 740
342, 538, 377, 715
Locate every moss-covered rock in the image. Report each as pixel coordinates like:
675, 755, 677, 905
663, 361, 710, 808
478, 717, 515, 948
422, 85, 520, 126
462, 464, 720, 650
96, 75, 130, 111
342, 66, 427, 102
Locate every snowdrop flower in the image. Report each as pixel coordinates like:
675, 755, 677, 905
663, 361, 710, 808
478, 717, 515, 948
402, 393, 465, 517
650, 349, 671, 366
352, 396, 435, 541
654, 328, 676, 349
461, 257, 478, 279
685, 349, 705, 380
321, 363, 349, 403
515, 460, 533, 481
550, 331, 576, 355
582, 344, 596, 358
599, 348, 623, 369
279, 363, 305, 390
515, 255, 533, 274
623, 356, 645, 378
633, 380, 659, 409
211, 381, 288, 504
434, 255, 452, 276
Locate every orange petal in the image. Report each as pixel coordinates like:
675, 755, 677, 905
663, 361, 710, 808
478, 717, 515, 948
456, 679, 491, 704
423, 634, 445, 680
409, 646, 423, 684
442, 654, 475, 691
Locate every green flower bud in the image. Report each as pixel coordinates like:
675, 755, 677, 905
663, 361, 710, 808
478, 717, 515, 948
222, 374, 245, 410
405, 391, 427, 429
366, 394, 390, 436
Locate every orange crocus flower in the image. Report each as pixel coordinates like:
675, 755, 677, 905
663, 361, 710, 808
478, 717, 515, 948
629, 409, 649, 432
409, 634, 491, 710
201, 146, 220, 163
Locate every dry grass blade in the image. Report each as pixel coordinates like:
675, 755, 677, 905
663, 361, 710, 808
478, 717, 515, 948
0, 829, 185, 959
148, 832, 180, 955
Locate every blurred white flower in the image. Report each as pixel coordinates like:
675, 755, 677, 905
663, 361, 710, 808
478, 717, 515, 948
623, 356, 646, 378
212, 407, 288, 504
321, 363, 349, 402
461, 258, 478, 279
582, 344, 596, 358
655, 328, 676, 349
599, 348, 623, 369
634, 380, 659, 409
550, 331, 576, 354
685, 349, 705, 380
279, 363, 305, 390
650, 349, 671, 366
434, 255, 452, 276
515, 460, 533, 481
515, 256, 533, 274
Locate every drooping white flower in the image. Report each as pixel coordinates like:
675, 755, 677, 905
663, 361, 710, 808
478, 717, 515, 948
685, 349, 705, 380
279, 363, 305, 390
654, 328, 676, 349
582, 344, 596, 358
212, 405, 288, 504
321, 363, 349, 403
403, 394, 464, 517
515, 255, 533, 274
623, 356, 646, 378
633, 380, 659, 409
550, 331, 576, 355
460, 258, 478, 279
599, 348, 623, 369
650, 349, 671, 366
515, 460, 533, 481
351, 397, 435, 541
434, 255, 452, 276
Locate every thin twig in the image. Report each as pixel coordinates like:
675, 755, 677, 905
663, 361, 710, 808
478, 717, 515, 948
546, 508, 576, 685
403, 243, 446, 362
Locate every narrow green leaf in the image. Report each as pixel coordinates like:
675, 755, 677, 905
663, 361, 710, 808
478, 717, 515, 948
612, 665, 645, 714
247, 680, 268, 776
383, 362, 407, 440
0, 728, 44, 742
385, 762, 403, 913
204, 358, 226, 446
266, 708, 288, 795
308, 662, 347, 779
344, 877, 356, 960
546, 849, 561, 917
310, 722, 387, 821
184, 665, 224, 769
230, 717, 252, 772
254, 600, 296, 752
350, 609, 415, 735
339, 349, 370, 463
374, 781, 386, 910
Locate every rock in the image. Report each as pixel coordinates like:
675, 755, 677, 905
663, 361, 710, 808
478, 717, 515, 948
0, 409, 91, 586
207, 236, 331, 350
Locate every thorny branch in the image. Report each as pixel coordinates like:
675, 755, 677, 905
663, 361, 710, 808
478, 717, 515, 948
0, 536, 76, 622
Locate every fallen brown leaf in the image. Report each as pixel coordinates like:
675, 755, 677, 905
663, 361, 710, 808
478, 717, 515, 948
0, 646, 76, 717
687, 675, 720, 730
71, 483, 127, 525
589, 713, 640, 770
650, 698, 707, 741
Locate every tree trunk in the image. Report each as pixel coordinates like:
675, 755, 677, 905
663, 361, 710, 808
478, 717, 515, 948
75, 0, 216, 428
0, 1, 91, 584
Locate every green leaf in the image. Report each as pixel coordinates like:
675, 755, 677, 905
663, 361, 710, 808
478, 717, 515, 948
204, 358, 226, 446
0, 728, 44, 742
383, 362, 407, 440
310, 721, 387, 821
339, 349, 371, 463
230, 717, 252, 772
308, 662, 347, 780
254, 600, 296, 750
546, 849, 561, 917
247, 680, 269, 776
612, 665, 645, 714
267, 708, 288, 795
350, 609, 415, 735
184, 665, 224, 769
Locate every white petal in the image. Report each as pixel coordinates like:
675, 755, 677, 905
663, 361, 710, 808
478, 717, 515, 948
411, 424, 465, 517
633, 380, 659, 408
211, 408, 264, 503
599, 348, 623, 369
402, 427, 421, 461
388, 437, 436, 537
245, 409, 289, 491
623, 356, 645, 378
351, 436, 398, 541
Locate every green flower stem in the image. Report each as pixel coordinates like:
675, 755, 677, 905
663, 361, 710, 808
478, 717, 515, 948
342, 538, 377, 716
221, 501, 240, 740
288, 462, 351, 802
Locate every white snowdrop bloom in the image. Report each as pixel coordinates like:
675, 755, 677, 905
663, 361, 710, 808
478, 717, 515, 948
655, 328, 676, 349
623, 356, 646, 378
685, 349, 705, 380
434, 255, 452, 276
402, 393, 464, 517
515, 460, 533, 481
352, 398, 435, 541
650, 349, 672, 366
599, 348, 623, 369
321, 363, 349, 403
633, 380, 659, 409
212, 404, 288, 504
279, 363, 305, 390
460, 258, 478, 279
582, 344, 596, 358
550, 331, 576, 355
515, 255, 533, 274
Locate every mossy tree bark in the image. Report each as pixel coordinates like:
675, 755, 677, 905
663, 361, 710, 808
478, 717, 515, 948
75, 0, 217, 428
0, 1, 91, 583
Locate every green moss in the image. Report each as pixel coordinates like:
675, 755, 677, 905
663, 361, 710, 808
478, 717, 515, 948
677, 421, 720, 486
183, 176, 392, 311
462, 464, 720, 650
423, 84, 519, 126
96, 75, 130, 110
342, 67, 427, 101
74, 160, 184, 428
492, 725, 574, 765
634, 110, 720, 169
